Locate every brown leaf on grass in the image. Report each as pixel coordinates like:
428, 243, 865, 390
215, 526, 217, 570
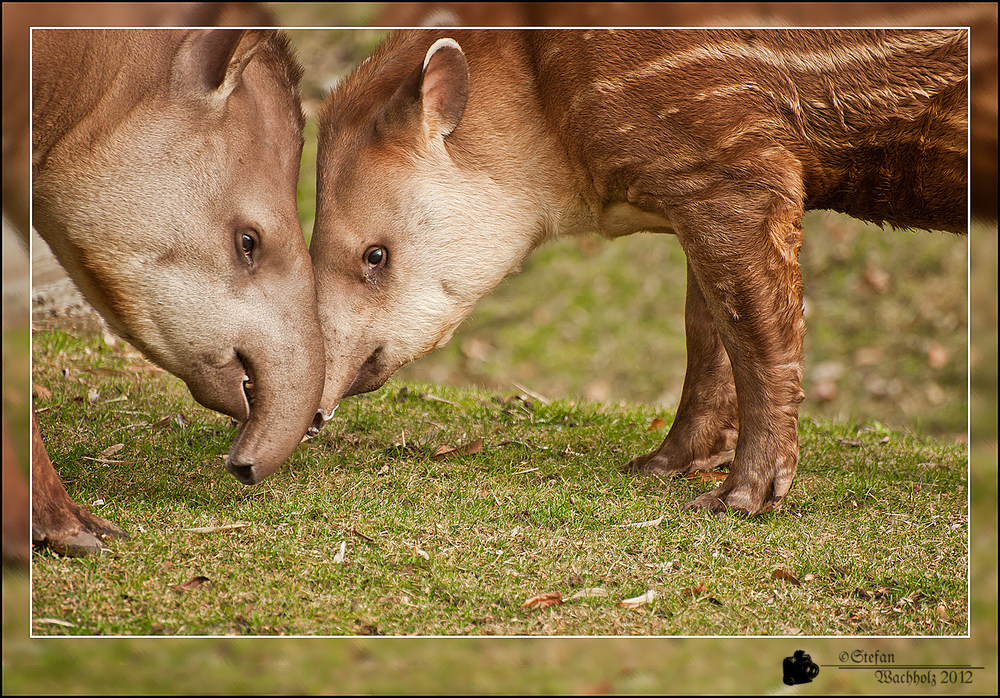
173, 576, 210, 592
431, 444, 457, 459
153, 413, 190, 431
431, 438, 483, 460
33, 384, 52, 400
521, 591, 563, 609
647, 418, 666, 431
97, 443, 125, 459
771, 569, 802, 586
681, 583, 706, 598
458, 438, 483, 456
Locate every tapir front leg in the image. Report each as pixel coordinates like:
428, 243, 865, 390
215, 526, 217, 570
625, 262, 738, 474
31, 413, 127, 556
670, 182, 806, 515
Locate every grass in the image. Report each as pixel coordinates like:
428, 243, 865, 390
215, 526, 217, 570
6, 16, 995, 696
27, 329, 968, 637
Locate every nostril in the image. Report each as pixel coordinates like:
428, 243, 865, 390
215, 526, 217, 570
225, 457, 258, 485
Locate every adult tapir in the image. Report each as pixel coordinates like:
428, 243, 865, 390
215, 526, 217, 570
309, 29, 970, 515
24, 26, 324, 555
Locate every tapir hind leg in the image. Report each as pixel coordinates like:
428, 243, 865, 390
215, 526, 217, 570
668, 181, 806, 515
31, 413, 127, 556
624, 262, 738, 474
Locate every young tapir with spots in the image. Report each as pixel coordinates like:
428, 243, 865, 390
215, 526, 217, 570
309, 30, 969, 515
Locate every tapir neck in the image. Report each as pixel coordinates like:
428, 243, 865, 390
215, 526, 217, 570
32, 31, 175, 177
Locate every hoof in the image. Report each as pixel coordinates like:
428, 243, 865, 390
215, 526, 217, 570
33, 510, 128, 557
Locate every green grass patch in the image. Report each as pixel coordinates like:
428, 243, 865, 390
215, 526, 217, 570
30, 329, 968, 637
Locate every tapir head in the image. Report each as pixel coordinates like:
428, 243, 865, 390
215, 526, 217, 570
31, 29, 324, 484
310, 35, 552, 420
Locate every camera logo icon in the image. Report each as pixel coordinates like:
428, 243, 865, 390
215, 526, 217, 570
783, 650, 820, 685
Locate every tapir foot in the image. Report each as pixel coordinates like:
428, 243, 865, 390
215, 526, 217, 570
31, 412, 128, 557
624, 424, 738, 476
624, 446, 735, 476
32, 507, 128, 557
681, 456, 794, 517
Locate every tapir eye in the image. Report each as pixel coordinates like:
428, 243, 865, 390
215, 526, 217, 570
365, 245, 387, 269
237, 230, 259, 267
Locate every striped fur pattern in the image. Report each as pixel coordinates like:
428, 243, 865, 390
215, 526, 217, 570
312, 29, 968, 515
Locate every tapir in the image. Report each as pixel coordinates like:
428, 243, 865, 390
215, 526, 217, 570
22, 24, 324, 555
309, 29, 970, 515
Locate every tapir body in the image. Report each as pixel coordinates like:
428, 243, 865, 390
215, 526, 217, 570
24, 24, 324, 554
311, 29, 969, 514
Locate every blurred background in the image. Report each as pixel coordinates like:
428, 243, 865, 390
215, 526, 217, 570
3, 2, 996, 694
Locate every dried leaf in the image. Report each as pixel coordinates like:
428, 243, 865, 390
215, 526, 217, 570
647, 418, 666, 431
97, 443, 124, 459
458, 438, 483, 456
521, 591, 563, 609
422, 393, 457, 406
771, 569, 802, 586
35, 618, 76, 627
431, 444, 456, 459
33, 384, 52, 400
619, 589, 657, 607
567, 587, 609, 601
431, 438, 483, 460
173, 575, 210, 592
181, 522, 249, 534
154, 413, 190, 430
681, 583, 706, 598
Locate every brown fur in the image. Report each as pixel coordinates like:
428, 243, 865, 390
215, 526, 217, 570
5, 6, 323, 560
313, 29, 969, 515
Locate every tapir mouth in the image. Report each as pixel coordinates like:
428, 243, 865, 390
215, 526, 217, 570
307, 346, 385, 437
240, 358, 256, 414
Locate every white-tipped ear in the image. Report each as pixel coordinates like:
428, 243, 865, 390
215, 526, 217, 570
172, 29, 268, 105
421, 38, 469, 139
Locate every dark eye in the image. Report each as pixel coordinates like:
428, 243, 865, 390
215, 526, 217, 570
238, 230, 259, 267
365, 245, 386, 269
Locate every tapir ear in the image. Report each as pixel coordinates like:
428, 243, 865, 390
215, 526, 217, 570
420, 38, 469, 139
172, 29, 268, 103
